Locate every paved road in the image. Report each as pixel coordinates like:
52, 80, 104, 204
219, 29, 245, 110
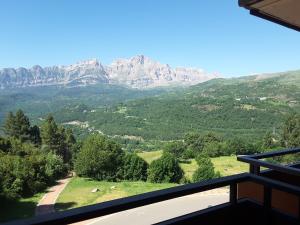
35, 175, 72, 216
74, 192, 229, 225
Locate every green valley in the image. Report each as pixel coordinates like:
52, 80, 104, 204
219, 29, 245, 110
48, 71, 300, 148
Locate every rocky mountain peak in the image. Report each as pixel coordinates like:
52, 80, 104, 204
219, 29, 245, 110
0, 56, 218, 89
131, 55, 146, 65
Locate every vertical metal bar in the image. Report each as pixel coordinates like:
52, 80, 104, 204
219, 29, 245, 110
298, 197, 300, 221
250, 164, 254, 173
250, 164, 260, 175
264, 186, 272, 208
230, 183, 237, 205
264, 186, 272, 224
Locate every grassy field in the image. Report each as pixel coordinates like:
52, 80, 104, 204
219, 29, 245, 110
138, 150, 249, 178
55, 178, 176, 211
55, 152, 249, 211
137, 150, 163, 164
212, 156, 249, 176
0, 193, 44, 223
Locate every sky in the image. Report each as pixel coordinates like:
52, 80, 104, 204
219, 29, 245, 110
0, 0, 299, 77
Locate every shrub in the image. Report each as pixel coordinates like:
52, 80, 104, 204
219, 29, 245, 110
182, 147, 194, 159
0, 150, 50, 198
122, 153, 148, 181
227, 138, 261, 155
164, 142, 185, 159
75, 134, 124, 181
45, 152, 68, 183
147, 152, 183, 183
282, 114, 300, 148
0, 137, 11, 153
193, 154, 219, 182
202, 142, 229, 157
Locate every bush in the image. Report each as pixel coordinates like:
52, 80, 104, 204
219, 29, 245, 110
202, 142, 229, 157
164, 142, 185, 159
45, 153, 68, 183
75, 134, 124, 181
147, 152, 183, 183
282, 114, 300, 148
0, 137, 11, 153
0, 150, 51, 198
227, 138, 261, 155
193, 154, 219, 182
182, 148, 195, 159
0, 154, 24, 199
122, 153, 148, 181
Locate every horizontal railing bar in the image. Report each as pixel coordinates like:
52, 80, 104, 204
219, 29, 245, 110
2, 174, 249, 225
248, 174, 300, 196
238, 156, 300, 177
240, 147, 300, 160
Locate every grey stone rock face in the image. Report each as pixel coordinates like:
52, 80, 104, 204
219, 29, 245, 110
0, 56, 217, 89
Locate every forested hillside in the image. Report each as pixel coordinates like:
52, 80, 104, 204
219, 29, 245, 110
52, 71, 300, 144
1, 71, 299, 148
0, 84, 169, 127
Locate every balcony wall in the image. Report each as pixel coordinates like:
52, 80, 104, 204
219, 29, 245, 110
237, 169, 300, 217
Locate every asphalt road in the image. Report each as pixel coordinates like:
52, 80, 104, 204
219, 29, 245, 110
82, 192, 229, 225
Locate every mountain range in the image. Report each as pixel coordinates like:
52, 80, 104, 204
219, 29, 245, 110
0, 65, 299, 148
0, 55, 217, 89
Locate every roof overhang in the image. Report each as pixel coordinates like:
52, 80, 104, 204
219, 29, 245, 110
239, 0, 300, 32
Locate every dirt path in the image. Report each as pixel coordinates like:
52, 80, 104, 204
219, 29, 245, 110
35, 175, 73, 216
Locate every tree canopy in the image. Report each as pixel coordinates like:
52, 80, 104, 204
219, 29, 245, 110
122, 153, 148, 181
75, 134, 124, 181
282, 114, 300, 148
147, 152, 183, 183
193, 154, 219, 182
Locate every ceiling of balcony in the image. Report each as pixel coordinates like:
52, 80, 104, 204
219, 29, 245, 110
239, 0, 300, 31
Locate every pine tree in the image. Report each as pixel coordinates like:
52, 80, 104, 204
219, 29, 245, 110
41, 115, 58, 148
29, 125, 42, 146
4, 112, 16, 137
41, 115, 75, 163
282, 114, 300, 148
193, 154, 219, 182
4, 110, 32, 142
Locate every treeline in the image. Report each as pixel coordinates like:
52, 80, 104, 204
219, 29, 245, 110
1, 109, 299, 201
0, 110, 77, 200
69, 90, 296, 142
164, 113, 300, 160
74, 134, 185, 183
164, 132, 262, 160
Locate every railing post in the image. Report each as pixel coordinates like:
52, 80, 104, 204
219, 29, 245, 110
230, 183, 237, 205
298, 197, 300, 221
264, 186, 272, 224
250, 164, 260, 175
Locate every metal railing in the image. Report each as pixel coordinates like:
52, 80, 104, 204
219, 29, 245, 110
238, 147, 300, 176
3, 171, 300, 225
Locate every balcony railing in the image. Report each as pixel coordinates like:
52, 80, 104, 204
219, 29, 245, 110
2, 148, 300, 225
238, 147, 300, 176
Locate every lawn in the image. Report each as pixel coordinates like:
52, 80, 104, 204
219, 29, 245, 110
212, 156, 249, 176
0, 192, 44, 223
137, 150, 163, 164
55, 178, 176, 211
55, 152, 249, 211
138, 151, 249, 179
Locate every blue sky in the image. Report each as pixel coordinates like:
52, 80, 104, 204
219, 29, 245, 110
0, 0, 299, 77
